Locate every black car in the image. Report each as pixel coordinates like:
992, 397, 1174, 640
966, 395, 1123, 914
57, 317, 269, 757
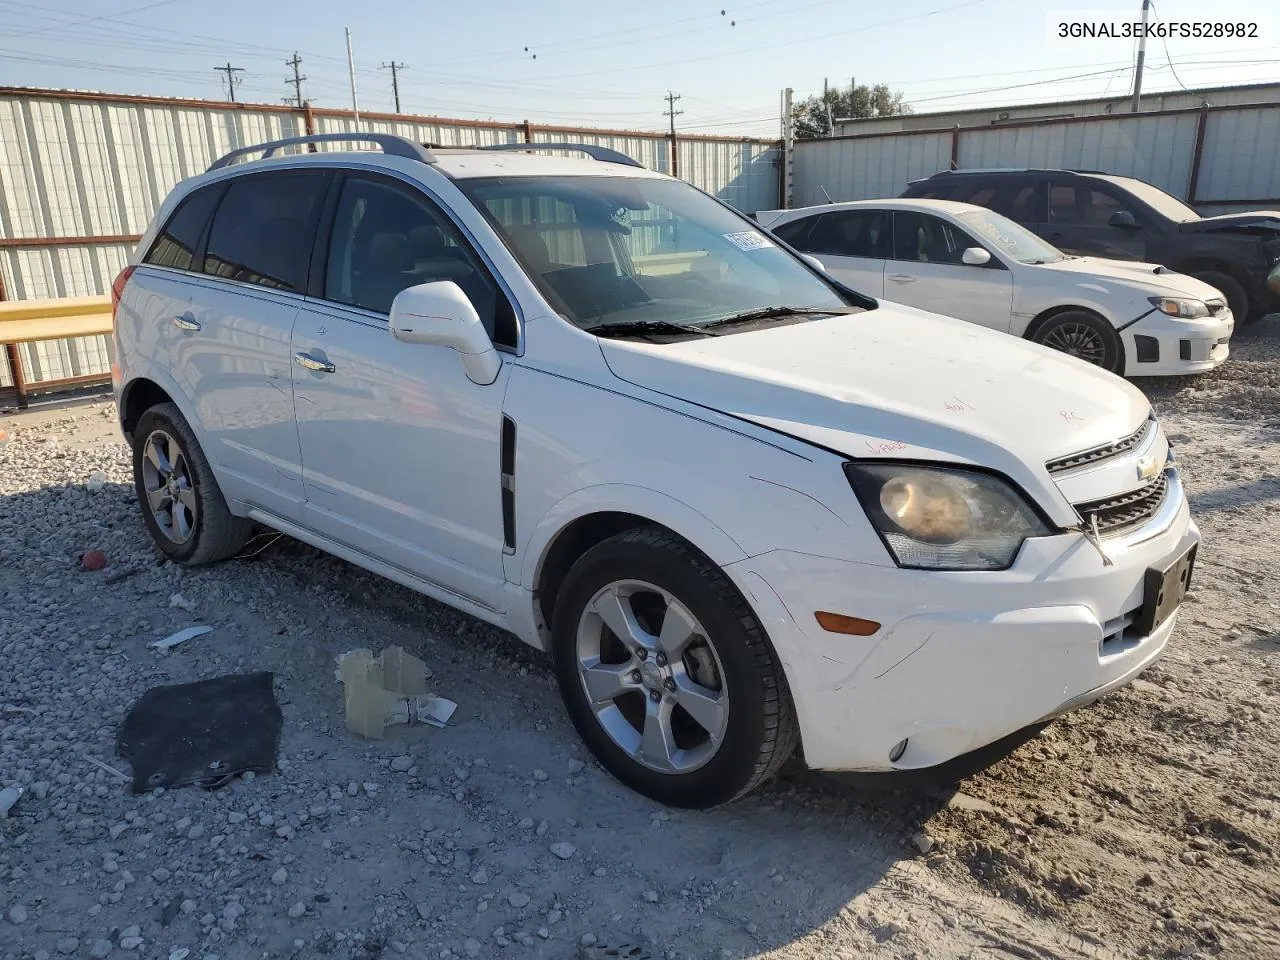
900, 168, 1280, 322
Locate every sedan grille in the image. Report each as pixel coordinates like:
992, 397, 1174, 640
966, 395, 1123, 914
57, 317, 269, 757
1074, 474, 1169, 536
1046, 417, 1154, 475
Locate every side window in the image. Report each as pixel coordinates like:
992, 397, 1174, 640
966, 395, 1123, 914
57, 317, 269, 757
143, 186, 221, 271
805, 211, 891, 258
770, 216, 818, 248
891, 212, 979, 265
1049, 184, 1131, 226
202, 172, 328, 291
949, 179, 995, 206
999, 182, 1048, 223
324, 176, 513, 345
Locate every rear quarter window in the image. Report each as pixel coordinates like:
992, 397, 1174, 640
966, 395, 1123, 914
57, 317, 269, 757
143, 186, 221, 271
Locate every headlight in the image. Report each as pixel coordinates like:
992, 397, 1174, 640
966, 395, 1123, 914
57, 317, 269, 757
1149, 296, 1210, 318
844, 463, 1051, 570
1267, 261, 1280, 295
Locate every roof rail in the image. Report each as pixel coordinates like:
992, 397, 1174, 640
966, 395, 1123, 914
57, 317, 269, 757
208, 132, 436, 171
477, 142, 643, 168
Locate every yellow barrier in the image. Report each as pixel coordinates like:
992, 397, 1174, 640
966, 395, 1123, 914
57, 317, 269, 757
1, 295, 114, 408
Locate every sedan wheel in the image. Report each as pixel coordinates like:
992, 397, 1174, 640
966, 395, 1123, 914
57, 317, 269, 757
140, 428, 199, 544
1030, 310, 1124, 374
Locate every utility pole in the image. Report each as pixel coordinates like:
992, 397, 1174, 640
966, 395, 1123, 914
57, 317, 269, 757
663, 91, 683, 178
783, 87, 794, 208
823, 77, 833, 136
346, 26, 360, 125
1131, 0, 1151, 112
213, 62, 244, 103
285, 52, 306, 109
380, 61, 407, 114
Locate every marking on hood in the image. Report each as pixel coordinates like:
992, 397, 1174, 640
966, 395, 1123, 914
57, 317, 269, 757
944, 396, 975, 414
864, 439, 909, 455
1060, 410, 1085, 424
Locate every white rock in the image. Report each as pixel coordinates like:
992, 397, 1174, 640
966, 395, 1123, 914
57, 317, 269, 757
643, 890, 659, 903
271, 867, 288, 885
509, 892, 530, 908
89, 940, 113, 958
549, 842, 576, 860
288, 901, 306, 919
119, 937, 144, 951
391, 756, 413, 772
471, 867, 489, 885
911, 832, 934, 854
7, 904, 28, 924
463, 939, 481, 957
532, 769, 548, 782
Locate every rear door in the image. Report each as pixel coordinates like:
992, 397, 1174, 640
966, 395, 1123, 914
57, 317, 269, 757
178, 169, 331, 521
776, 209, 889, 297
884, 210, 1014, 331
1044, 179, 1147, 260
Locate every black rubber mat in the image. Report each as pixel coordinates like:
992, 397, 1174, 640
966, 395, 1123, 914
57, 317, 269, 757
117, 672, 282, 792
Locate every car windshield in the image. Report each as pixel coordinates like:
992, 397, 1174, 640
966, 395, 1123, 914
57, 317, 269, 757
953, 208, 1067, 264
455, 175, 854, 330
1097, 175, 1201, 223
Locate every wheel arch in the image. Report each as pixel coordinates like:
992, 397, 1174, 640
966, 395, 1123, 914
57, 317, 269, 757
1023, 303, 1112, 340
523, 487, 749, 649
119, 377, 174, 444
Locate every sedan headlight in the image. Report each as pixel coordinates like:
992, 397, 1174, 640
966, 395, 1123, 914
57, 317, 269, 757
1150, 296, 1210, 318
844, 463, 1051, 570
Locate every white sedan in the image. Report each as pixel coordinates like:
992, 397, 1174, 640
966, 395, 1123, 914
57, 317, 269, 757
758, 198, 1234, 376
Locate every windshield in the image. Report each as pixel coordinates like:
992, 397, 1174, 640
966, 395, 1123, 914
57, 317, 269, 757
954, 208, 1066, 264
1097, 175, 1200, 223
456, 175, 853, 330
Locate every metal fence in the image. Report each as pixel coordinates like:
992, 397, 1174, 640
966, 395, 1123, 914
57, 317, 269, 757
789, 99, 1280, 218
0, 86, 780, 391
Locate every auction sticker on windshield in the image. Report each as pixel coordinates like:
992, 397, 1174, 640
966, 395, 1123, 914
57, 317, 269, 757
724, 231, 774, 251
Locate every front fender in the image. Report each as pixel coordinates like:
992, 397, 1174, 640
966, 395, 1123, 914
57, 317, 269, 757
519, 482, 748, 590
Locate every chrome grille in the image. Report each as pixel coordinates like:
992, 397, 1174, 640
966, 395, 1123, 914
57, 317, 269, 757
1075, 474, 1169, 536
1046, 417, 1154, 475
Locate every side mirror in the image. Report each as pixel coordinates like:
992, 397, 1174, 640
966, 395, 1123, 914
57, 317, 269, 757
389, 281, 501, 385
802, 254, 827, 272
961, 247, 992, 266
1109, 209, 1138, 229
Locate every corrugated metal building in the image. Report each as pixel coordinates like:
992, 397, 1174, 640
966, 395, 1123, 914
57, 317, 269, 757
790, 97, 1280, 217
0, 86, 780, 392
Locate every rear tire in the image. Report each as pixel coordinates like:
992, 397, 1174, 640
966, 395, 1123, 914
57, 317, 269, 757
132, 403, 252, 565
1189, 270, 1251, 325
1029, 310, 1125, 374
551, 526, 798, 808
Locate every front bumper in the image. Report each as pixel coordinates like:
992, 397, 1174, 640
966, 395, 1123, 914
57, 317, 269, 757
1123, 310, 1233, 376
724, 472, 1198, 772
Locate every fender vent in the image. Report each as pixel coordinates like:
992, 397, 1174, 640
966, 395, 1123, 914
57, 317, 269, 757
500, 416, 516, 551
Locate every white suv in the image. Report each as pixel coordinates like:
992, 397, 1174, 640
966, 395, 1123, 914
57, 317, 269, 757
111, 133, 1200, 808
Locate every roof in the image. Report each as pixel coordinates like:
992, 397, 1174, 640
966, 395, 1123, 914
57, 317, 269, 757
763, 198, 989, 221
206, 133, 663, 181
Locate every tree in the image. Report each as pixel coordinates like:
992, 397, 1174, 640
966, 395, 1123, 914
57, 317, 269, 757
791, 83, 911, 139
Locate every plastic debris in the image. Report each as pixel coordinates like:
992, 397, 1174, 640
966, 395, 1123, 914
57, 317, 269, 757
336, 646, 456, 739
168, 593, 197, 611
80, 549, 108, 571
0, 785, 23, 817
152, 625, 213, 651
87, 471, 107, 493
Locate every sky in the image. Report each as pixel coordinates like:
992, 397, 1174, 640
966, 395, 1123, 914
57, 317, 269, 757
1, 0, 1277, 138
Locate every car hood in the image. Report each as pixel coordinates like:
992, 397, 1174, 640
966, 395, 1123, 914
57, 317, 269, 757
597, 302, 1150, 483
1032, 256, 1226, 300
1179, 210, 1280, 234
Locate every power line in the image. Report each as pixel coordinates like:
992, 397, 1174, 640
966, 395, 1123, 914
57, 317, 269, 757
284, 52, 306, 108
380, 61, 408, 114
213, 62, 244, 103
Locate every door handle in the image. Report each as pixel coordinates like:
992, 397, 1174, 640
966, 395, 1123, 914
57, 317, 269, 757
293, 352, 335, 373
171, 314, 200, 331
887, 274, 917, 283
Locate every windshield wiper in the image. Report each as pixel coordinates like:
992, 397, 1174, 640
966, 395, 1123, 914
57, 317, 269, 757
702, 305, 846, 328
583, 319, 720, 339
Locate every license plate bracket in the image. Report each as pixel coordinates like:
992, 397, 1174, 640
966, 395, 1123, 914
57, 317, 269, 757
1133, 544, 1196, 637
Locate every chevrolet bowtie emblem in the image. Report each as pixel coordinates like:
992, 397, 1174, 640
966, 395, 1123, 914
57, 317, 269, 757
1137, 455, 1159, 480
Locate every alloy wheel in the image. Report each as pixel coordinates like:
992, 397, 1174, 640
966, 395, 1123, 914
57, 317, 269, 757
140, 428, 198, 544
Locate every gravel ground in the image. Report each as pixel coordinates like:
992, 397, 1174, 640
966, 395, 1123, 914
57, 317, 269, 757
1, 318, 1278, 960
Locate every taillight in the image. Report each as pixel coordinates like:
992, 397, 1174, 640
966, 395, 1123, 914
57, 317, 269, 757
110, 265, 136, 329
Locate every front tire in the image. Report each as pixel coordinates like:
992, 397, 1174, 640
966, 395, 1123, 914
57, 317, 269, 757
551, 526, 797, 808
132, 403, 252, 565
1029, 310, 1125, 374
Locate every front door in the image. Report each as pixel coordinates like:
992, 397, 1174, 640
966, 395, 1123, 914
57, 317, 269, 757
1040, 180, 1147, 260
291, 172, 515, 610
884, 211, 1014, 331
